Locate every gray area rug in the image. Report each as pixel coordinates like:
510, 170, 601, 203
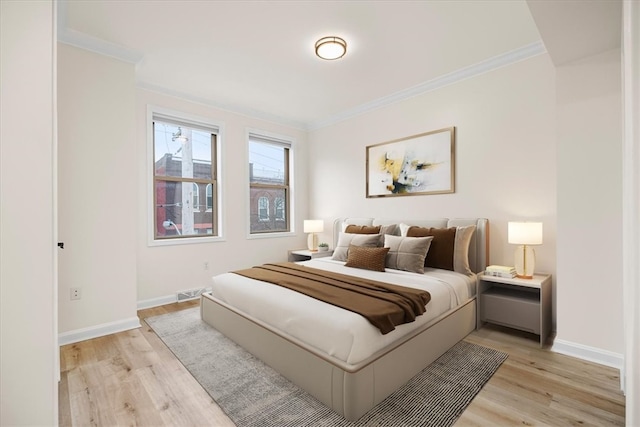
146, 307, 507, 427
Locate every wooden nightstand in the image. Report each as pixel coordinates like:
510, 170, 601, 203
477, 273, 552, 347
287, 249, 333, 262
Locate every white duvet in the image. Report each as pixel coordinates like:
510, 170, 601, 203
209, 258, 476, 365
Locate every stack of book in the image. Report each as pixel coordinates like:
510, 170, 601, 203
484, 265, 516, 278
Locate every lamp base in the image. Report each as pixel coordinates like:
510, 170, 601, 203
514, 245, 536, 279
307, 233, 318, 252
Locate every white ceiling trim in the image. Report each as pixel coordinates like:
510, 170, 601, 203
57, 28, 144, 64
137, 82, 308, 131
56, 1, 143, 64
308, 40, 547, 130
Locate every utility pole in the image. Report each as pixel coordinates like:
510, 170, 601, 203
181, 128, 194, 235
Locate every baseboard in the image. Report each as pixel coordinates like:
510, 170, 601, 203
137, 294, 177, 310
552, 338, 624, 370
58, 316, 141, 346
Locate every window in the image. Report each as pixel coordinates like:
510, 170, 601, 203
274, 197, 285, 221
249, 134, 291, 234
258, 196, 269, 221
205, 183, 213, 211
153, 114, 218, 240
192, 183, 200, 212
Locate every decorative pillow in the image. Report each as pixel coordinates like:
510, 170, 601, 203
453, 225, 476, 275
399, 223, 411, 237
344, 224, 381, 234
407, 226, 456, 270
344, 223, 398, 236
379, 223, 399, 236
345, 245, 390, 272
332, 233, 382, 262
384, 235, 434, 274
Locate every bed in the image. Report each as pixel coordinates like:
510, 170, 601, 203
201, 217, 489, 421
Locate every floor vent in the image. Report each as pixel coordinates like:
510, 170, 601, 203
177, 287, 210, 302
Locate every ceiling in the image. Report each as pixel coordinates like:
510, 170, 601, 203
57, 1, 621, 130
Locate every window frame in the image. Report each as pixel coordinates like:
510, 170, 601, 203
148, 106, 224, 246
247, 129, 294, 238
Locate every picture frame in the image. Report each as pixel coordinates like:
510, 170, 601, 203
366, 127, 455, 198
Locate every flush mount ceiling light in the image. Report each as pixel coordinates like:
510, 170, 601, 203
315, 36, 347, 60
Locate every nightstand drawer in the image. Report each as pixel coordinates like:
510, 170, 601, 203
480, 289, 540, 334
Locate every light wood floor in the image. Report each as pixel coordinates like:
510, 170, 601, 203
59, 300, 625, 426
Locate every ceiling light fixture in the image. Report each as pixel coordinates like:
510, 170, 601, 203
315, 36, 347, 60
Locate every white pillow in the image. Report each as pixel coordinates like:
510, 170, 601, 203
453, 225, 476, 275
384, 235, 434, 274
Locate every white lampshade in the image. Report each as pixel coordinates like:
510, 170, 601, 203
303, 220, 324, 233
508, 222, 543, 245
508, 221, 543, 279
304, 219, 323, 251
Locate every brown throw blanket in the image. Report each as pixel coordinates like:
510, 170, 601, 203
232, 262, 431, 335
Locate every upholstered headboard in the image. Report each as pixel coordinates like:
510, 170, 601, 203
333, 217, 489, 274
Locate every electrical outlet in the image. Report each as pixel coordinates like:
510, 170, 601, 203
70, 287, 81, 300
204, 261, 209, 270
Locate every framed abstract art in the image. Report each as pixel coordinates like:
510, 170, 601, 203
366, 127, 455, 198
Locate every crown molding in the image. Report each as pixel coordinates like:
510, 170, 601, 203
57, 1, 143, 64
137, 82, 308, 131
56, 0, 545, 132
308, 41, 547, 131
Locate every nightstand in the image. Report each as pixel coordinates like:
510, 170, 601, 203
477, 273, 552, 347
287, 249, 333, 262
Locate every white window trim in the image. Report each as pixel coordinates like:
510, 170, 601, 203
246, 127, 295, 240
147, 105, 225, 246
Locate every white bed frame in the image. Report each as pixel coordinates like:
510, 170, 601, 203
201, 217, 489, 421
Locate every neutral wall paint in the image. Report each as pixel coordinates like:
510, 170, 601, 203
0, 1, 58, 424
309, 54, 558, 323
136, 89, 309, 303
57, 44, 138, 334
556, 49, 624, 355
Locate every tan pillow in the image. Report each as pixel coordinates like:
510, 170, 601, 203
453, 225, 476, 275
345, 245, 390, 272
332, 233, 382, 262
407, 226, 456, 270
384, 235, 434, 274
344, 224, 381, 234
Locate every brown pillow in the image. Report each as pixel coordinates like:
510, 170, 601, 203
332, 233, 382, 262
407, 226, 456, 270
345, 245, 390, 272
344, 224, 381, 234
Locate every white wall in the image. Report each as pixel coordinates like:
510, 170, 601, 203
555, 49, 624, 357
309, 54, 558, 320
135, 89, 309, 304
57, 44, 139, 336
0, 1, 58, 424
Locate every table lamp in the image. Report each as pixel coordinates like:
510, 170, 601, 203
303, 220, 323, 251
508, 221, 543, 279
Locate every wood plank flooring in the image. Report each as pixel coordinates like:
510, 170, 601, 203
59, 301, 625, 426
